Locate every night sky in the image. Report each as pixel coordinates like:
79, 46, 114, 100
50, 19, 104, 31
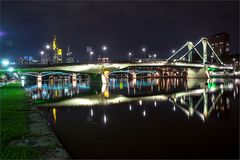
1, 1, 239, 62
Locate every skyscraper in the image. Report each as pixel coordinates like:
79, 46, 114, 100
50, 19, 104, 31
52, 35, 62, 63
66, 46, 74, 63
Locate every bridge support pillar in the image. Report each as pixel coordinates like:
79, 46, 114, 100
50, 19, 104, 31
101, 71, 109, 84
72, 73, 77, 88
187, 42, 194, 63
202, 38, 208, 64
88, 72, 109, 84
187, 68, 208, 79
37, 74, 42, 88
131, 71, 137, 79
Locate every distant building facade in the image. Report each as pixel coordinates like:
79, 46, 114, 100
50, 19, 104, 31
19, 56, 39, 64
208, 32, 230, 56
66, 46, 74, 63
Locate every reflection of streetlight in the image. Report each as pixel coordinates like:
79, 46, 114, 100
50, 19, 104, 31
102, 46, 107, 57
128, 52, 132, 61
8, 67, 14, 72
142, 48, 146, 59
103, 114, 107, 124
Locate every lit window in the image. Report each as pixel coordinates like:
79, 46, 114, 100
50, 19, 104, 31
226, 48, 229, 51
212, 43, 214, 46
226, 43, 229, 46
215, 43, 218, 45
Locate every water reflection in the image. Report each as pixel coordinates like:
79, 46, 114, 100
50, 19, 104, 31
21, 78, 239, 125
25, 77, 239, 158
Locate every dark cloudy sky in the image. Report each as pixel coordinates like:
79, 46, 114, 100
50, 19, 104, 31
0, 0, 239, 62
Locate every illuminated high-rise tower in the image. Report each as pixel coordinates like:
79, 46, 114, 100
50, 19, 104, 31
52, 35, 62, 63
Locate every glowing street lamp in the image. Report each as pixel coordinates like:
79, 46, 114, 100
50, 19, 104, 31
142, 47, 146, 59
102, 46, 107, 57
2, 59, 9, 67
89, 51, 94, 61
40, 51, 45, 64
45, 44, 50, 49
153, 54, 157, 59
172, 49, 176, 53
128, 52, 132, 61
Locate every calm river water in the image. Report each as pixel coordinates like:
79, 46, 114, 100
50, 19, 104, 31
23, 78, 239, 159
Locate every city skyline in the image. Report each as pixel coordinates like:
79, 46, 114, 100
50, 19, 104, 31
1, 1, 239, 62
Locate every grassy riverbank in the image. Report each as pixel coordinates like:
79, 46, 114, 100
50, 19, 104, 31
0, 83, 40, 159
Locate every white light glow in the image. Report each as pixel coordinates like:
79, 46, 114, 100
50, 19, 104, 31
8, 67, 14, 72
129, 104, 132, 111
102, 46, 107, 51
104, 114, 107, 124
143, 110, 146, 117
46, 45, 50, 49
154, 101, 157, 107
90, 108, 93, 116
2, 59, 9, 66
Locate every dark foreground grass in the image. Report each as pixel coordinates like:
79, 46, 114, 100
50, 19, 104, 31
0, 83, 40, 159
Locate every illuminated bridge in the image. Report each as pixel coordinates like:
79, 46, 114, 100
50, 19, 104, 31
7, 37, 237, 83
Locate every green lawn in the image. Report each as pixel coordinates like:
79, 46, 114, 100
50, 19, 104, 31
0, 83, 40, 159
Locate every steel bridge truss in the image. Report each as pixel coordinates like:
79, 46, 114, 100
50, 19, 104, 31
166, 37, 224, 65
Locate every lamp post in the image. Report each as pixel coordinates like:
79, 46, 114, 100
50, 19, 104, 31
90, 51, 94, 61
45, 45, 51, 64
211, 55, 214, 63
233, 58, 236, 67
142, 48, 146, 59
102, 46, 107, 58
40, 51, 44, 64
153, 54, 157, 60
128, 52, 132, 62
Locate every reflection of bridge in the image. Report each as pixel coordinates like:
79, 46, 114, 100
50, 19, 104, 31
37, 81, 235, 122
14, 37, 236, 84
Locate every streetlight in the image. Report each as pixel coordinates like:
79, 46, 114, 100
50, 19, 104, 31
153, 54, 157, 59
233, 58, 236, 67
2, 59, 9, 67
128, 52, 132, 62
90, 51, 94, 61
211, 55, 214, 63
102, 46, 107, 57
172, 49, 176, 53
40, 51, 44, 64
142, 47, 146, 59
45, 44, 50, 49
